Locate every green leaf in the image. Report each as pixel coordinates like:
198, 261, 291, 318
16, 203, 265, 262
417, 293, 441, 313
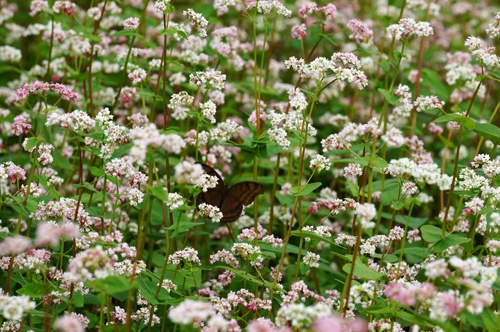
150, 198, 165, 226
434, 234, 471, 253
332, 157, 368, 167
342, 261, 384, 280
111, 30, 144, 40
362, 305, 393, 314
371, 253, 398, 263
87, 276, 138, 294
159, 28, 188, 40
380, 186, 400, 206
80, 32, 102, 42
378, 88, 399, 105
16, 283, 46, 298
473, 123, 500, 144
393, 247, 429, 258
289, 182, 321, 196
71, 292, 85, 308
147, 185, 169, 201
137, 278, 159, 306
73, 182, 98, 192
25, 137, 43, 151
380, 59, 391, 73
346, 180, 359, 198
421, 225, 444, 242
421, 68, 450, 99
434, 114, 475, 130
482, 308, 499, 332
167, 221, 204, 238
84, 294, 103, 305
89, 166, 105, 177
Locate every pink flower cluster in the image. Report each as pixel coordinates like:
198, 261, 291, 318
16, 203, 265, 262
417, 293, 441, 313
16, 81, 80, 104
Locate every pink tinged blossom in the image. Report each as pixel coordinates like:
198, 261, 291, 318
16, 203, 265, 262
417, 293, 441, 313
11, 115, 32, 136
54, 314, 84, 332
407, 229, 421, 243
0, 235, 31, 256
381, 127, 405, 147
168, 299, 215, 326
384, 282, 417, 306
298, 2, 318, 18
17, 81, 80, 104
53, 1, 75, 15
389, 226, 405, 241
386, 18, 434, 40
425, 258, 449, 279
440, 292, 462, 317
312, 315, 349, 332
30, 0, 49, 16
123, 17, 139, 30
36, 222, 60, 247
248, 110, 267, 126
247, 318, 276, 332
129, 68, 147, 85
36, 221, 81, 247
318, 4, 336, 19
401, 181, 419, 196
291, 24, 307, 39
65, 245, 114, 282
343, 162, 362, 181
210, 249, 239, 268
347, 19, 373, 42
1, 161, 26, 183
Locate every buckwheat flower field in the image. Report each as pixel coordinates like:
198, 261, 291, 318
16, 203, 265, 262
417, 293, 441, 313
1, 0, 500, 331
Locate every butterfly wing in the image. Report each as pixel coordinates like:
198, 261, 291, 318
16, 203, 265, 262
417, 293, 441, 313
195, 163, 224, 209
219, 194, 244, 222
226, 182, 265, 205
219, 182, 265, 222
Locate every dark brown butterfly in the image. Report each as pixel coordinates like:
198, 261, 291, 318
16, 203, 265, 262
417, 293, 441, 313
196, 163, 265, 222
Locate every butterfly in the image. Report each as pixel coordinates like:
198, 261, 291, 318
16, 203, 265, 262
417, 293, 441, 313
196, 163, 265, 222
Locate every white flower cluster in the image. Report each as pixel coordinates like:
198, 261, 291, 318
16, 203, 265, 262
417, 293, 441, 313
200, 100, 217, 123
302, 251, 320, 268
209, 119, 243, 143
285, 53, 367, 89
168, 299, 214, 325
197, 202, 223, 222
246, 0, 292, 17
0, 45, 21, 62
386, 18, 434, 40
309, 154, 331, 173
321, 118, 381, 152
276, 302, 330, 329
0, 294, 36, 320
46, 109, 96, 133
183, 9, 208, 38
166, 192, 184, 210
167, 247, 201, 266
486, 11, 500, 38
189, 68, 226, 90
63, 245, 114, 282
355, 203, 377, 229
385, 158, 453, 191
